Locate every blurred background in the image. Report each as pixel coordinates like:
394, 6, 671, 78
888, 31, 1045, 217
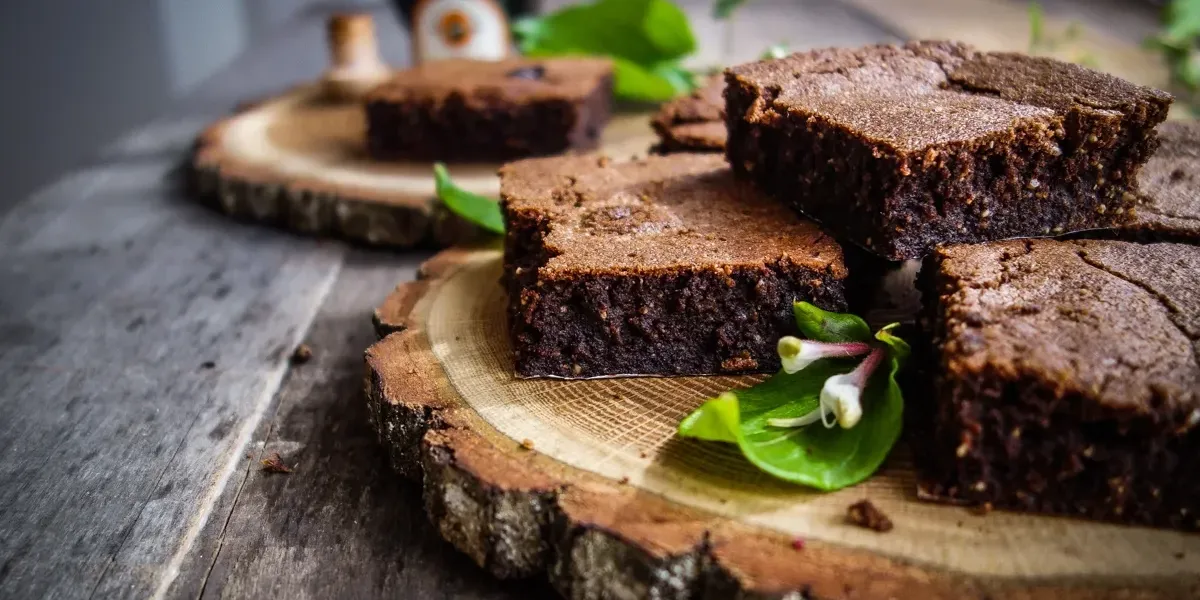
0, 0, 378, 213
0, 0, 1172, 214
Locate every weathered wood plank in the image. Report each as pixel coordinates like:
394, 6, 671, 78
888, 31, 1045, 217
165, 249, 552, 600
0, 152, 345, 599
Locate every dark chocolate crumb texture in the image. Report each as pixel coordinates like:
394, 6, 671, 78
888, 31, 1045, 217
500, 153, 848, 378
366, 58, 612, 162
726, 41, 1173, 260
918, 238, 1199, 530
651, 76, 726, 153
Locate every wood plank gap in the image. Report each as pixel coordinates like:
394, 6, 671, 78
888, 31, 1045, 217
87, 408, 208, 600
145, 259, 345, 600
192, 419, 276, 600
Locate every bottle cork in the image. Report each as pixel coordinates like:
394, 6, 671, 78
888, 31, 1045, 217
322, 13, 392, 101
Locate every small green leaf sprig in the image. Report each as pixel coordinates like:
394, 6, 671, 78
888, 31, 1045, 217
677, 302, 909, 491
1147, 0, 1200, 113
433, 163, 505, 234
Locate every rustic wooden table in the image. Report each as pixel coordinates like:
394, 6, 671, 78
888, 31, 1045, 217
0, 1, 1163, 598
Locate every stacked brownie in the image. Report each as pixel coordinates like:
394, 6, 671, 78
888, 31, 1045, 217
500, 153, 847, 378
724, 41, 1172, 260
365, 58, 613, 162
651, 76, 726, 153
1114, 120, 1200, 243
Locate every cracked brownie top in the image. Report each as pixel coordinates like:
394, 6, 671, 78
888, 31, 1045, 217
499, 153, 845, 276
933, 238, 1199, 418
727, 41, 1171, 152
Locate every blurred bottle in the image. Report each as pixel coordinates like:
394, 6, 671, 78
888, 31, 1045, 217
391, 0, 538, 63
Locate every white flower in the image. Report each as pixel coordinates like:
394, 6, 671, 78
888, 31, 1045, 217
776, 336, 871, 374
820, 373, 863, 429
767, 347, 885, 431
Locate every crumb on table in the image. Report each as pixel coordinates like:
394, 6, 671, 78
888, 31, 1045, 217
291, 343, 313, 364
846, 499, 893, 532
260, 452, 293, 474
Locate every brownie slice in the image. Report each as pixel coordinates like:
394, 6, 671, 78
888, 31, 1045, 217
726, 41, 1173, 260
917, 238, 1199, 530
651, 77, 726, 153
365, 58, 612, 162
1118, 120, 1200, 243
500, 153, 848, 378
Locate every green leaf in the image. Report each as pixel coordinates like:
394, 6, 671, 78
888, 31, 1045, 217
1162, 0, 1200, 44
875, 323, 911, 365
792, 302, 872, 343
513, 0, 698, 101
677, 309, 907, 491
713, 0, 746, 20
1028, 2, 1045, 51
677, 352, 903, 490
432, 163, 505, 235
514, 0, 694, 64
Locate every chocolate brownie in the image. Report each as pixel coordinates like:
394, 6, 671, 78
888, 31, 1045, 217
726, 42, 1173, 260
500, 153, 848, 378
365, 58, 612, 162
651, 77, 726, 153
1117, 120, 1200, 243
917, 238, 1199, 529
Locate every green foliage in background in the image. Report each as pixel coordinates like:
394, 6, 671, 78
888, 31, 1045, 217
1148, 0, 1200, 111
713, 0, 747, 20
513, 0, 698, 102
1027, 2, 1097, 68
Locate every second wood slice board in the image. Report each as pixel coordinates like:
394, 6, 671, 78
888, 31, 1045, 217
191, 85, 657, 248
366, 246, 1200, 600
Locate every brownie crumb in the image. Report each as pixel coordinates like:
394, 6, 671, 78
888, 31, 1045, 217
618, 476, 630, 485
260, 452, 292, 474
1175, 551, 1186, 559
847, 500, 893, 532
290, 343, 313, 364
519, 438, 536, 451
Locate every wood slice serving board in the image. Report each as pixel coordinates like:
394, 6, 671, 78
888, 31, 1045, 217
364, 247, 1200, 600
190, 85, 657, 248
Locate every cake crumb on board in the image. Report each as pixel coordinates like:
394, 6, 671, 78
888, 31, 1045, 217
291, 343, 313, 364
847, 500, 893, 532
260, 452, 293, 474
